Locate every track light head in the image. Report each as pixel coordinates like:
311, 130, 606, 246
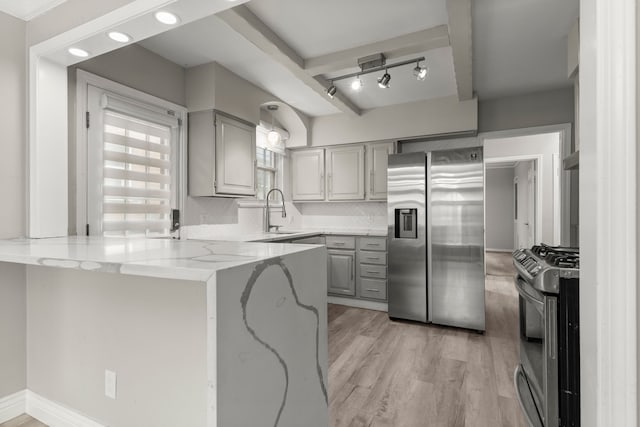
351, 76, 363, 91
327, 84, 337, 99
377, 71, 391, 89
413, 62, 428, 81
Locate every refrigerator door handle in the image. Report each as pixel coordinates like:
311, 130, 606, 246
426, 152, 433, 322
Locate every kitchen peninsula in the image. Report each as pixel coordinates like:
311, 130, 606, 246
0, 237, 327, 427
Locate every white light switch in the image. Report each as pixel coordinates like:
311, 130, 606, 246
105, 370, 117, 399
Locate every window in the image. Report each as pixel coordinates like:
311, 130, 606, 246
100, 111, 173, 237
84, 80, 184, 237
255, 126, 283, 200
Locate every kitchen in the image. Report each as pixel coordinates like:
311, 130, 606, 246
0, 0, 636, 427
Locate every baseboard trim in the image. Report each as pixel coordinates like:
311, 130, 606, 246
0, 390, 26, 424
26, 391, 105, 427
328, 296, 388, 312
486, 248, 514, 253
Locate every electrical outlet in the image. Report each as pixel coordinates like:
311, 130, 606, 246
105, 370, 117, 399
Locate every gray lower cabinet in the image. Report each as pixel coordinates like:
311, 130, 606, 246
327, 249, 356, 296
357, 236, 388, 301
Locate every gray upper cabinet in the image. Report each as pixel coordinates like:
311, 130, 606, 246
366, 142, 394, 200
188, 110, 256, 197
326, 145, 365, 201
291, 149, 325, 200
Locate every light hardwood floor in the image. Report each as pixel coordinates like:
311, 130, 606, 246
328, 251, 525, 427
2, 252, 523, 427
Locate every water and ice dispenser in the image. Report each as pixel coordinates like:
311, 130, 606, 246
394, 208, 417, 239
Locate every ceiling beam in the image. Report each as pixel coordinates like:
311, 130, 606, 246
446, 0, 473, 101
305, 26, 450, 76
218, 6, 361, 116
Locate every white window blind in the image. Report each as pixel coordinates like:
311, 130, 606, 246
101, 110, 173, 237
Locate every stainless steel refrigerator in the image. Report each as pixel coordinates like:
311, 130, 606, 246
387, 149, 485, 331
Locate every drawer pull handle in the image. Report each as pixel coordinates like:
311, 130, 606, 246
366, 243, 378, 246
366, 288, 380, 292
367, 271, 380, 274
366, 257, 379, 260
333, 242, 345, 246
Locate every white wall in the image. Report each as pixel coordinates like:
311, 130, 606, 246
479, 88, 575, 142
0, 263, 26, 400
0, 9, 27, 403
26, 266, 207, 426
311, 96, 477, 146
484, 132, 560, 245
0, 11, 26, 239
485, 168, 515, 251
70, 44, 186, 106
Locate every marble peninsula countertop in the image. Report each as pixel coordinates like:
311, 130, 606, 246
184, 226, 388, 242
0, 236, 321, 282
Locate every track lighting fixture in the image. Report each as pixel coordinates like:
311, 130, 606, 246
324, 55, 427, 98
378, 70, 391, 89
327, 83, 337, 99
413, 61, 428, 81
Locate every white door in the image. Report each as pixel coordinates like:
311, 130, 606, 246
86, 85, 180, 237
291, 149, 325, 200
326, 145, 365, 200
366, 142, 394, 200
215, 114, 256, 196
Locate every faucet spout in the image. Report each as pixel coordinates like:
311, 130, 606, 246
265, 188, 287, 232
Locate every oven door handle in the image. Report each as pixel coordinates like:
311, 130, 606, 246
515, 277, 545, 312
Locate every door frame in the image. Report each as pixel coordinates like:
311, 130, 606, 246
485, 155, 543, 248
75, 70, 187, 236
480, 124, 570, 246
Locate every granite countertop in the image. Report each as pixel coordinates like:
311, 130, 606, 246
0, 237, 320, 282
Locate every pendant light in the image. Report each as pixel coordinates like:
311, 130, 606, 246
267, 105, 281, 147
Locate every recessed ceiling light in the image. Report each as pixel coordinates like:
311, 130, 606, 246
68, 47, 89, 58
155, 11, 179, 25
108, 31, 131, 43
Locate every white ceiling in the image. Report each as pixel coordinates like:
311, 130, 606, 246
473, 0, 579, 99
138, 0, 580, 117
0, 0, 66, 20
139, 15, 340, 117
246, 0, 449, 58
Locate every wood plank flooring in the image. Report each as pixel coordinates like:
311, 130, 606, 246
328, 251, 525, 427
2, 252, 523, 427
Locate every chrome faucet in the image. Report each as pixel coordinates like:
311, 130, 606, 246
264, 188, 287, 232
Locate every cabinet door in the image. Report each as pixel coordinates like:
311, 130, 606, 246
327, 250, 355, 296
326, 145, 365, 200
291, 149, 325, 200
215, 114, 256, 196
366, 142, 394, 200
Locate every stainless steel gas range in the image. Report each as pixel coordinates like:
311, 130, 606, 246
512, 244, 580, 427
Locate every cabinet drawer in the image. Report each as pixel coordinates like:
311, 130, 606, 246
325, 235, 355, 249
360, 278, 387, 300
359, 237, 386, 252
359, 264, 387, 279
359, 251, 386, 265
